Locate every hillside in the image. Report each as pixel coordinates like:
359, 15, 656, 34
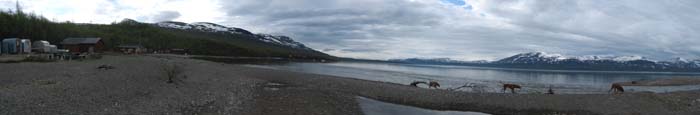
0, 10, 334, 60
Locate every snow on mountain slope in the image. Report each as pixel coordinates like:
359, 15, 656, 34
498, 52, 652, 63
155, 21, 310, 50
496, 52, 569, 64
256, 34, 309, 49
388, 58, 490, 64
388, 52, 699, 72
157, 21, 254, 35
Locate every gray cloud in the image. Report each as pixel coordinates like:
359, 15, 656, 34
148, 11, 181, 22
6, 0, 691, 60
473, 0, 700, 60
216, 0, 700, 60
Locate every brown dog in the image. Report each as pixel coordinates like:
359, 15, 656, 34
609, 83, 624, 94
502, 84, 521, 93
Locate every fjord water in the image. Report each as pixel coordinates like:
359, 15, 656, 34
247, 62, 700, 94
357, 97, 490, 115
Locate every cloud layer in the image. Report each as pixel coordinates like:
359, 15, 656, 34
2, 0, 700, 60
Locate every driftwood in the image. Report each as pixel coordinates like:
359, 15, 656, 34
409, 81, 440, 89
97, 65, 115, 70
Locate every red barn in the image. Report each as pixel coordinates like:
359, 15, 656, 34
60, 38, 104, 53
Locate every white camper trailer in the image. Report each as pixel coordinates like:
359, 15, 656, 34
47, 45, 58, 53
19, 39, 31, 54
33, 40, 51, 53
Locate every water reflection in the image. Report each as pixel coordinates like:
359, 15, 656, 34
357, 97, 490, 115
248, 62, 700, 94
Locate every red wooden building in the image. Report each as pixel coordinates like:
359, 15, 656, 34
60, 38, 104, 53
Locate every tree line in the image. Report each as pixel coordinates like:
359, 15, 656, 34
0, 10, 334, 60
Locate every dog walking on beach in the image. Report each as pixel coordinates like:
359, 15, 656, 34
502, 84, 521, 94
609, 83, 624, 94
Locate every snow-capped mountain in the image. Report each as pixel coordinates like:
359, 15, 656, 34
388, 58, 489, 64
389, 52, 700, 72
490, 52, 700, 72
496, 52, 569, 64
157, 21, 253, 35
495, 52, 654, 64
155, 21, 310, 50
255, 34, 308, 49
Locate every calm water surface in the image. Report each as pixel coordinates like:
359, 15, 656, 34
357, 97, 490, 115
247, 62, 700, 94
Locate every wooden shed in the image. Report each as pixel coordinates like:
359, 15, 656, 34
60, 38, 104, 53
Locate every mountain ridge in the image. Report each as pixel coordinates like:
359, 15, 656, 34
155, 20, 312, 50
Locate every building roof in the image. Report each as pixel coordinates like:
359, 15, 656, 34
60, 38, 102, 45
2, 38, 19, 41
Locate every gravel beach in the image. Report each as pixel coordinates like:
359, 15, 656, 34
1, 55, 699, 115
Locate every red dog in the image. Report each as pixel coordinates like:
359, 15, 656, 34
502, 84, 521, 93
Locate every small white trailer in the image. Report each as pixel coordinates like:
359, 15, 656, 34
33, 40, 52, 53
19, 39, 31, 54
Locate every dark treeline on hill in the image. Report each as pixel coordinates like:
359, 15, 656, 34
0, 10, 334, 60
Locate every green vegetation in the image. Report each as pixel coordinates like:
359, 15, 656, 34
0, 10, 334, 60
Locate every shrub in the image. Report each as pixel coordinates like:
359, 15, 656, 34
23, 56, 54, 62
161, 60, 183, 84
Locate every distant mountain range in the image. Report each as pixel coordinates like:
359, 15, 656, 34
389, 52, 700, 72
387, 58, 488, 64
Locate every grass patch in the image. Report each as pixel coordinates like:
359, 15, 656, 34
23, 56, 55, 62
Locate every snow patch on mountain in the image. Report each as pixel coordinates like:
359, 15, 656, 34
156, 21, 254, 35
500, 52, 652, 63
191, 22, 235, 33
388, 58, 489, 64
256, 34, 308, 49
155, 21, 311, 50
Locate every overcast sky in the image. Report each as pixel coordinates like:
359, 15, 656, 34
2, 0, 700, 61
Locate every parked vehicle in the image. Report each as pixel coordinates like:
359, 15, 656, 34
33, 40, 58, 53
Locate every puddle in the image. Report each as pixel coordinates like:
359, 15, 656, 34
262, 82, 287, 91
357, 97, 490, 115
265, 82, 285, 86
263, 87, 280, 91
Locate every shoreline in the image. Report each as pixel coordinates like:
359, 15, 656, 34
616, 77, 700, 86
1, 55, 699, 114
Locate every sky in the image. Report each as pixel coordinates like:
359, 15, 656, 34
2, 0, 700, 61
